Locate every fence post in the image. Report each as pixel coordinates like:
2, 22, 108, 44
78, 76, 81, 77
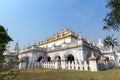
89, 52, 98, 71
55, 57, 60, 69
61, 58, 66, 69
19, 62, 22, 69
40, 59, 44, 68
84, 61, 88, 71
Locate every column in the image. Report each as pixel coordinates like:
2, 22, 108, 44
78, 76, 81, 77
61, 58, 66, 69
55, 57, 60, 69
19, 62, 22, 69
89, 52, 98, 71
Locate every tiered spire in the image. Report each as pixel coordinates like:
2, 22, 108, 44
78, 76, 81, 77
97, 38, 104, 49
78, 33, 83, 45
78, 33, 83, 40
12, 41, 20, 54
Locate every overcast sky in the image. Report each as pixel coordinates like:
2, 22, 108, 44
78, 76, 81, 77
0, 0, 119, 50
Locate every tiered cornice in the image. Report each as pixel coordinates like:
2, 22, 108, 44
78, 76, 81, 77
20, 43, 46, 54
38, 27, 79, 46
36, 27, 99, 50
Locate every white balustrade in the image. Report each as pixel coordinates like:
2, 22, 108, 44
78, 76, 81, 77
34, 60, 89, 71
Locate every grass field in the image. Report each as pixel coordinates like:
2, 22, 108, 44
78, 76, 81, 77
14, 68, 120, 80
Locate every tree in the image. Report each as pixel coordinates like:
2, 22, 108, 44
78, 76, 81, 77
103, 35, 119, 49
5, 56, 19, 68
103, 0, 120, 31
0, 25, 18, 80
0, 25, 12, 62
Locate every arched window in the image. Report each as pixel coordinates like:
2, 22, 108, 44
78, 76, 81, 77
37, 56, 42, 62
47, 56, 51, 62
67, 54, 74, 63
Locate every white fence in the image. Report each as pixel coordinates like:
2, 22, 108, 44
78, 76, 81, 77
65, 61, 89, 71
30, 60, 90, 71
42, 62, 55, 68
19, 59, 115, 71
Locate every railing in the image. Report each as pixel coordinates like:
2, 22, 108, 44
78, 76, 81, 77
19, 59, 115, 71
65, 61, 89, 71
29, 60, 90, 71
42, 62, 55, 68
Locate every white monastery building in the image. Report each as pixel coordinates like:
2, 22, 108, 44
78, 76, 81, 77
4, 27, 120, 71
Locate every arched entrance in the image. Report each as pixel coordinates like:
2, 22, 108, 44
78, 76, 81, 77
47, 56, 51, 62
55, 56, 61, 67
37, 56, 43, 62
66, 54, 74, 63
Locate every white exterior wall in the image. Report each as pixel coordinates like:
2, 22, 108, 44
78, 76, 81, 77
103, 54, 115, 60
47, 48, 81, 61
39, 37, 72, 48
18, 51, 45, 69
114, 52, 120, 66
71, 38, 77, 43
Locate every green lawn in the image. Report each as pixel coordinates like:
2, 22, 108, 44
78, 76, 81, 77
14, 68, 120, 80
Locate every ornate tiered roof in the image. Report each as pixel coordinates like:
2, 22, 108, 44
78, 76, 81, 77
19, 27, 101, 54
37, 27, 99, 49
38, 27, 79, 45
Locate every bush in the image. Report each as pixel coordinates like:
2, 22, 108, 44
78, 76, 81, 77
0, 67, 18, 80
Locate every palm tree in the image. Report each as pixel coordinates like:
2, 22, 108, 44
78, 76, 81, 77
103, 0, 120, 31
103, 35, 119, 50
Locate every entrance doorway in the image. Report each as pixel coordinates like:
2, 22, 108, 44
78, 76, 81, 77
47, 56, 51, 62
37, 56, 43, 62
66, 54, 74, 63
